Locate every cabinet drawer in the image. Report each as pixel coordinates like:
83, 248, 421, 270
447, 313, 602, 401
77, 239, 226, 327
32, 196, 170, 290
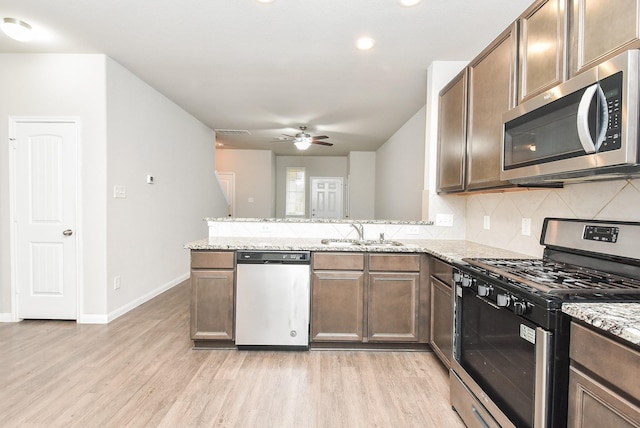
191, 251, 235, 269
313, 252, 365, 270
450, 370, 500, 428
570, 322, 640, 401
369, 254, 420, 272
431, 257, 453, 286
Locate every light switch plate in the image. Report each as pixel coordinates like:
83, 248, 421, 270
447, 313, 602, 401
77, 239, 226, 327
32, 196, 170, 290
522, 218, 532, 236
113, 185, 127, 198
483, 215, 490, 230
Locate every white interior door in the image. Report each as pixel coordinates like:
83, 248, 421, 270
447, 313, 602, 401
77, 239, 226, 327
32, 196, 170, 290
12, 120, 79, 320
310, 177, 343, 219
216, 172, 235, 217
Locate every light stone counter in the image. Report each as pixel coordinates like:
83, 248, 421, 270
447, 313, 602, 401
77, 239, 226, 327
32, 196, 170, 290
184, 237, 527, 265
185, 233, 640, 346
562, 303, 640, 347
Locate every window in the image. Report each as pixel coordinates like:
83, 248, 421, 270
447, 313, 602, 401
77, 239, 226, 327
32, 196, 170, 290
285, 167, 305, 216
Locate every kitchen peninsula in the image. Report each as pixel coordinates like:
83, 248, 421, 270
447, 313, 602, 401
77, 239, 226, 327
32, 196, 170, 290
185, 218, 640, 350
185, 217, 526, 353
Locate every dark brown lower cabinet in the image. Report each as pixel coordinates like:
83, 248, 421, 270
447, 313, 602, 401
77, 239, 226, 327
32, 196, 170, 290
190, 251, 235, 346
429, 257, 454, 368
311, 252, 427, 346
311, 270, 365, 342
568, 322, 640, 427
430, 276, 453, 367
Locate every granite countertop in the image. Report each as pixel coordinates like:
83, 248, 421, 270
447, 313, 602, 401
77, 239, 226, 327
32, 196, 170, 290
562, 303, 640, 347
185, 236, 640, 346
204, 217, 434, 225
184, 237, 527, 265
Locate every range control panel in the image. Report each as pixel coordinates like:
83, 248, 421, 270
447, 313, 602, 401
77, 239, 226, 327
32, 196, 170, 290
583, 225, 619, 243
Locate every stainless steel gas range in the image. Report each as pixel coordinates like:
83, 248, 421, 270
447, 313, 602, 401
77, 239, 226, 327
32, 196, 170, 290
451, 218, 640, 428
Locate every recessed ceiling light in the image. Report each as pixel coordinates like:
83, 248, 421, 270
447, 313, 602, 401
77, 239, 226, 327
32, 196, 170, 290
356, 36, 375, 50
256, 0, 275, 3
398, 0, 422, 6
1, 17, 33, 42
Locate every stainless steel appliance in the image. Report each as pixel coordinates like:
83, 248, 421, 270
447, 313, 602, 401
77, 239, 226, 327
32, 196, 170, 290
235, 250, 311, 350
502, 49, 640, 184
452, 218, 640, 428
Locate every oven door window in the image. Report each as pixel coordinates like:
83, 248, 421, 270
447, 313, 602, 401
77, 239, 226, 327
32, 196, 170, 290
460, 291, 537, 428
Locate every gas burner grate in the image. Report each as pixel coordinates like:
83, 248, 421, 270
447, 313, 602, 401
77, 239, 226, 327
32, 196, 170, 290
462, 258, 640, 296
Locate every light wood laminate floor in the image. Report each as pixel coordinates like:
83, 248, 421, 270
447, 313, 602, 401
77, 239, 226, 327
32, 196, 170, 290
0, 281, 465, 427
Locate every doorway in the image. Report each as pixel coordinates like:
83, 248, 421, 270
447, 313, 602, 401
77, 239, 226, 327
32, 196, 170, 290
10, 118, 80, 320
310, 177, 343, 219
216, 171, 235, 217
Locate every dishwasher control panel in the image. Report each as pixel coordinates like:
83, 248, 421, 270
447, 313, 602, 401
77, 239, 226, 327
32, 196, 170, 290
237, 250, 311, 263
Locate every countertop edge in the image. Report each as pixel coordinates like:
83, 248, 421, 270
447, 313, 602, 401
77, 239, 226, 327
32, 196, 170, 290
562, 302, 640, 347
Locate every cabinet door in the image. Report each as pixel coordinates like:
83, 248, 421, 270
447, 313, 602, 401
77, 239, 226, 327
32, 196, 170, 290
466, 24, 516, 191
437, 69, 467, 193
519, 0, 566, 102
368, 272, 420, 342
570, 0, 640, 76
568, 366, 640, 428
190, 270, 235, 341
430, 277, 453, 368
311, 271, 365, 342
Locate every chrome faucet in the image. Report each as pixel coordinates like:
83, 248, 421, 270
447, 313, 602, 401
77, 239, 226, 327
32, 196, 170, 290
351, 223, 364, 241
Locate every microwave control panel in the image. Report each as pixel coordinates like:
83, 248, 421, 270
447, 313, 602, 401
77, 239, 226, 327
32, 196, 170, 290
600, 71, 623, 152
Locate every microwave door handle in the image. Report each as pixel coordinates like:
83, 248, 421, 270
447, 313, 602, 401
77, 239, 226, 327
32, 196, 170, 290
594, 85, 609, 151
577, 83, 598, 154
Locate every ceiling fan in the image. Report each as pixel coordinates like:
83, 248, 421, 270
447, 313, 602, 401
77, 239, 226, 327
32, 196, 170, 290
280, 126, 333, 150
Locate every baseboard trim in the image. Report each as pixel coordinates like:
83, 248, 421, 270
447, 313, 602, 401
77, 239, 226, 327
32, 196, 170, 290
77, 273, 189, 324
104, 273, 189, 324
0, 313, 14, 322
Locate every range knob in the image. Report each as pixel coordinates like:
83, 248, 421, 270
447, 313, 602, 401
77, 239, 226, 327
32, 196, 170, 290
453, 271, 462, 283
513, 301, 529, 315
496, 294, 511, 307
462, 275, 474, 288
477, 284, 493, 297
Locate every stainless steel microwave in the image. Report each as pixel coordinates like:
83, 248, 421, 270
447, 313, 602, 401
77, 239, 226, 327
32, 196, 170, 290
502, 49, 640, 183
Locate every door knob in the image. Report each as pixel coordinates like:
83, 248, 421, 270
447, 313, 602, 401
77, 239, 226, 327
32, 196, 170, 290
62, 229, 73, 236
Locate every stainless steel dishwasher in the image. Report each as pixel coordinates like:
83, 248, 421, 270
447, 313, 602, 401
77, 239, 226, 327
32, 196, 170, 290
235, 250, 311, 350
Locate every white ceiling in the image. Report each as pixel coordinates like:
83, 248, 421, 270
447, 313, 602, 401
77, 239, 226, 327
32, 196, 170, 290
0, 0, 532, 156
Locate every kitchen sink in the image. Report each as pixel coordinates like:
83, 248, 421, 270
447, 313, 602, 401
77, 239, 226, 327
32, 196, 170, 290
320, 238, 404, 247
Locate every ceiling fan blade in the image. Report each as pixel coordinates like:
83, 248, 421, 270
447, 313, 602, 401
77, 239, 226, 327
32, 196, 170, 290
311, 135, 329, 140
312, 141, 333, 146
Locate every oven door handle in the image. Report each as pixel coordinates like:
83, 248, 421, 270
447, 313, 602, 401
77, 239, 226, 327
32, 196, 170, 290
475, 294, 501, 310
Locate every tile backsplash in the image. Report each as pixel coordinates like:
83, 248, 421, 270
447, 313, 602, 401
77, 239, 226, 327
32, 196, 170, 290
464, 178, 640, 257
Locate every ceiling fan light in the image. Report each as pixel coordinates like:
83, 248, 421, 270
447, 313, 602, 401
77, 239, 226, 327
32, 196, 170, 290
356, 36, 375, 50
398, 0, 422, 6
1, 17, 33, 42
294, 140, 312, 150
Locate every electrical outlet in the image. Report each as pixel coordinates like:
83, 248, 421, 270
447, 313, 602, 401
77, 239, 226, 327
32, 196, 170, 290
406, 225, 420, 235
114, 275, 121, 290
435, 213, 454, 227
483, 215, 491, 230
522, 218, 532, 236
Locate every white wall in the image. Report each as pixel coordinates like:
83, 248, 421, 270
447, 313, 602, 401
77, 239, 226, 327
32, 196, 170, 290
374, 106, 427, 221
0, 54, 227, 322
105, 58, 227, 318
275, 156, 348, 218
347, 151, 376, 219
0, 54, 108, 320
216, 149, 276, 218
